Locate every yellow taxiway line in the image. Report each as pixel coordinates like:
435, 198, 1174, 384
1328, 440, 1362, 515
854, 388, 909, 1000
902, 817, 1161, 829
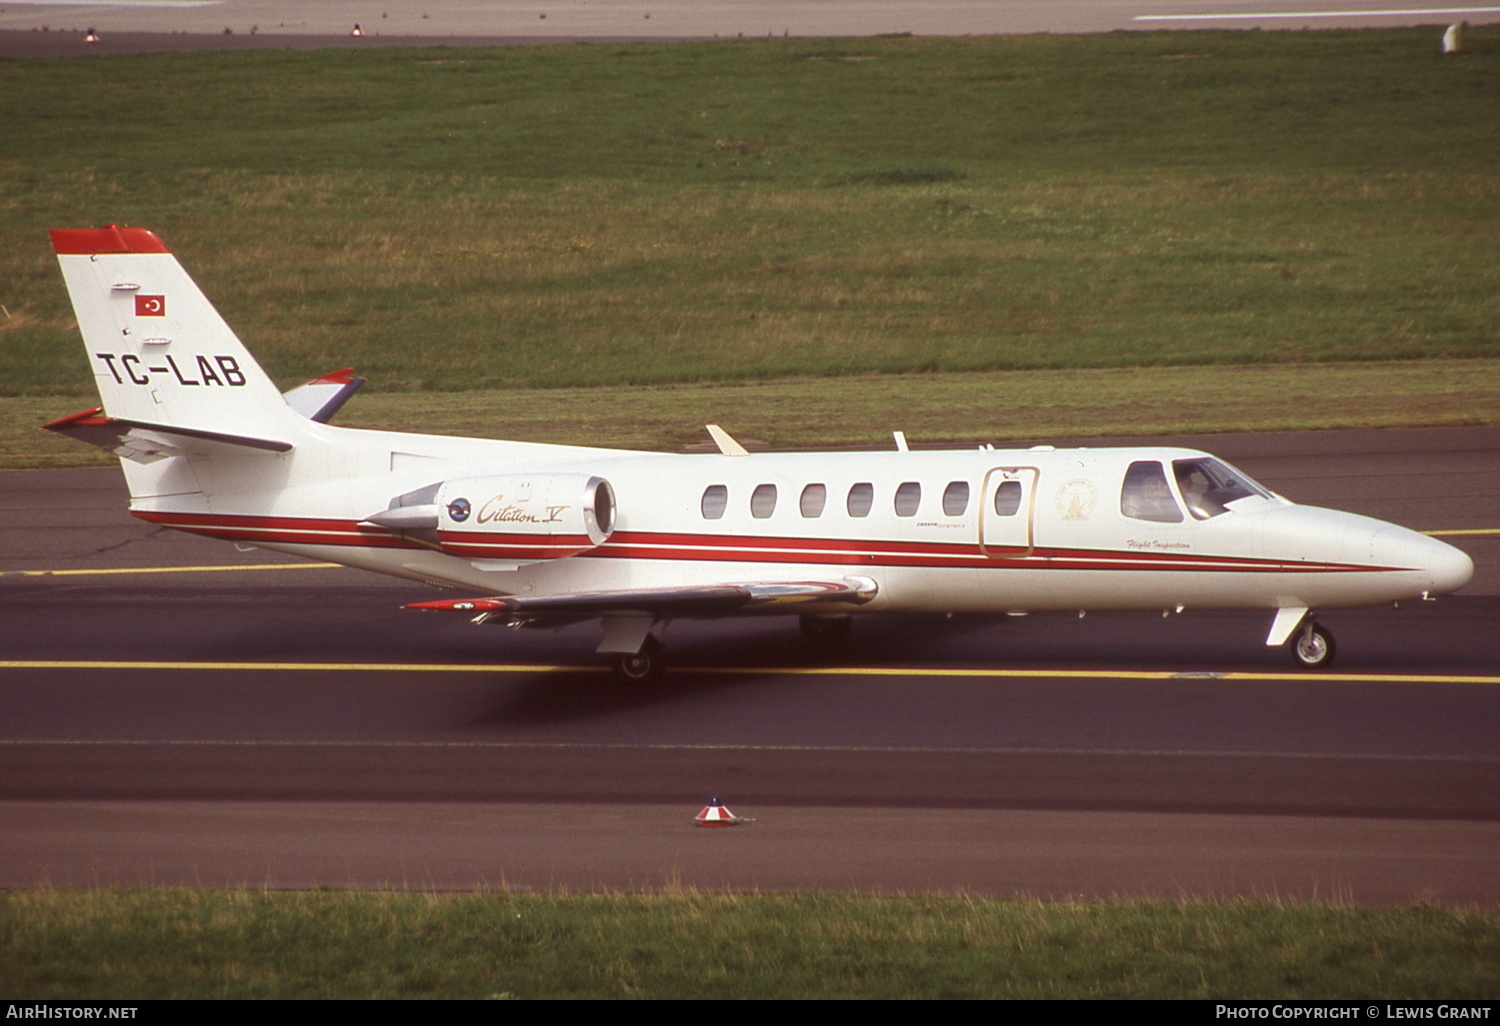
1, 563, 341, 577
1, 660, 1496, 685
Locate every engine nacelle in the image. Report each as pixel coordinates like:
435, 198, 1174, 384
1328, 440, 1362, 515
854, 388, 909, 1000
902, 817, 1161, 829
434, 473, 616, 562
365, 473, 615, 564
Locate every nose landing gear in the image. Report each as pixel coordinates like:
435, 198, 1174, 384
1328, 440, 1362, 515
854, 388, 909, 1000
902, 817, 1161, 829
1290, 620, 1336, 670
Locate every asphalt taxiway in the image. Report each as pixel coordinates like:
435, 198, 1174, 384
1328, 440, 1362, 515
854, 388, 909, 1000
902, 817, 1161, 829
1, 427, 1496, 902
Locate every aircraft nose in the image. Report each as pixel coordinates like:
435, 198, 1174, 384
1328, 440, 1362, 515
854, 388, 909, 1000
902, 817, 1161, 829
1426, 537, 1475, 594
1374, 526, 1474, 594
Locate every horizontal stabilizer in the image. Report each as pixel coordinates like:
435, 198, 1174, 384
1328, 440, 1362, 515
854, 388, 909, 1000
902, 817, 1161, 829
44, 407, 291, 463
405, 576, 878, 620
282, 367, 366, 424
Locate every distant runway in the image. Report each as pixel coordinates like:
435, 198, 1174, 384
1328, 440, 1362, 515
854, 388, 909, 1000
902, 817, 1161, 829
2, 427, 1497, 902
3, 0, 1498, 57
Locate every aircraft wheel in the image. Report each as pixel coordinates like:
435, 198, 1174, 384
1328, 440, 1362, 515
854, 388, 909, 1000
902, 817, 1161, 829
612, 636, 664, 683
799, 614, 852, 646
1290, 622, 1336, 670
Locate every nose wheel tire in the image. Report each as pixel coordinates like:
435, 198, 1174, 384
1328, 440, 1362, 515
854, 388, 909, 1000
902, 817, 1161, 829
1290, 622, 1336, 670
612, 636, 664, 683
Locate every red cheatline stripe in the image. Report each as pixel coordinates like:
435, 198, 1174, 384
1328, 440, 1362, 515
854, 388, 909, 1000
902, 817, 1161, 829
594, 542, 1377, 574
439, 545, 597, 560
127, 511, 1405, 574
600, 530, 1364, 571
131, 510, 420, 551
438, 531, 593, 547
608, 529, 975, 557
134, 511, 364, 533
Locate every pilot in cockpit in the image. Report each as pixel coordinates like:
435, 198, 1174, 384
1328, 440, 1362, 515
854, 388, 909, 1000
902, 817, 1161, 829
1121, 461, 1183, 523
1176, 465, 1211, 520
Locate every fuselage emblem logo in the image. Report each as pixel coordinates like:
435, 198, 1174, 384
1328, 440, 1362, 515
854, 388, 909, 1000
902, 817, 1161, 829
447, 497, 472, 523
1055, 479, 1098, 522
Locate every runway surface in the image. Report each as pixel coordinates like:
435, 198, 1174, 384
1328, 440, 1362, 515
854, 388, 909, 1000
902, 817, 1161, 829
2, 426, 1496, 902
3, 0, 1498, 58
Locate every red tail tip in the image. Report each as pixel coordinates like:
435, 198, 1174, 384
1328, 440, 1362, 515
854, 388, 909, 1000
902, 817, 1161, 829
50, 226, 169, 256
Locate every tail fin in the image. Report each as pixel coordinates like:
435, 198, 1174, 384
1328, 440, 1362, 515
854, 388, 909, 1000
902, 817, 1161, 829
50, 226, 299, 449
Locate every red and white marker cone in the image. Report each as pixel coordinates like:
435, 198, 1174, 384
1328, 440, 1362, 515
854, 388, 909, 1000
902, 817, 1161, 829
350, 23, 364, 36
84, 28, 100, 43
694, 796, 747, 827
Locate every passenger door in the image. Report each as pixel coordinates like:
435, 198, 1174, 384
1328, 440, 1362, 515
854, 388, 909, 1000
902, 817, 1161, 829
979, 467, 1038, 558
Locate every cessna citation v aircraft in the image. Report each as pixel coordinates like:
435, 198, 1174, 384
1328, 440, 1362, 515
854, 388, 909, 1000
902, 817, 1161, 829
46, 226, 1474, 680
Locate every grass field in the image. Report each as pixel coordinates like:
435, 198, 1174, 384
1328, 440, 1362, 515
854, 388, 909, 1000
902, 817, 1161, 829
11, 358, 1499, 467
4, 890, 1497, 999
2, 29, 1497, 465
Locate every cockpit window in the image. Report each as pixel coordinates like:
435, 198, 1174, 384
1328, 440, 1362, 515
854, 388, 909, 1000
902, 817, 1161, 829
1121, 461, 1183, 523
1172, 458, 1270, 520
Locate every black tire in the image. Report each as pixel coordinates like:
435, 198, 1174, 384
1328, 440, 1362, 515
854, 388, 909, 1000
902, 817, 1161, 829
612, 636, 664, 683
1290, 622, 1336, 670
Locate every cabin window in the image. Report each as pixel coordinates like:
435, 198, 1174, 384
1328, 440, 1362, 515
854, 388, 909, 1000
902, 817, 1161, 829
1121, 461, 1183, 523
1172, 457, 1269, 520
847, 482, 874, 518
894, 482, 921, 517
942, 481, 970, 517
751, 484, 778, 519
701, 485, 728, 520
993, 480, 1022, 516
800, 483, 827, 518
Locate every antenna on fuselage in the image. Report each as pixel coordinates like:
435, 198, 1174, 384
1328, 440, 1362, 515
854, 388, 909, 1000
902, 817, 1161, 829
705, 424, 749, 457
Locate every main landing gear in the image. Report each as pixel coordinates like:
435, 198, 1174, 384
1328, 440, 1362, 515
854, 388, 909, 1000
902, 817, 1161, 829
612, 635, 664, 683
610, 615, 854, 682
1289, 620, 1336, 670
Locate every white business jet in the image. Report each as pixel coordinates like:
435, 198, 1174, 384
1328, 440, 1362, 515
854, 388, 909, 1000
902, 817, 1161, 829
46, 226, 1474, 680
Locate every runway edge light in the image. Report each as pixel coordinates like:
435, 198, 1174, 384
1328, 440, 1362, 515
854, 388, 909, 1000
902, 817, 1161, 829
1442, 22, 1464, 54
695, 796, 749, 827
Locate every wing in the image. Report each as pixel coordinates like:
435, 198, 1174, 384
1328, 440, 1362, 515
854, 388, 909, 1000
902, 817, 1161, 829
404, 576, 878, 622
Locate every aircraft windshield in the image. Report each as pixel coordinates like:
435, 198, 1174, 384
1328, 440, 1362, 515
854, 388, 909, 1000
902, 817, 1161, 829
1172, 457, 1271, 520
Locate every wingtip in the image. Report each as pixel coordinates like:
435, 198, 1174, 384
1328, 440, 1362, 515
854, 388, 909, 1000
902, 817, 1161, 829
403, 598, 509, 613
